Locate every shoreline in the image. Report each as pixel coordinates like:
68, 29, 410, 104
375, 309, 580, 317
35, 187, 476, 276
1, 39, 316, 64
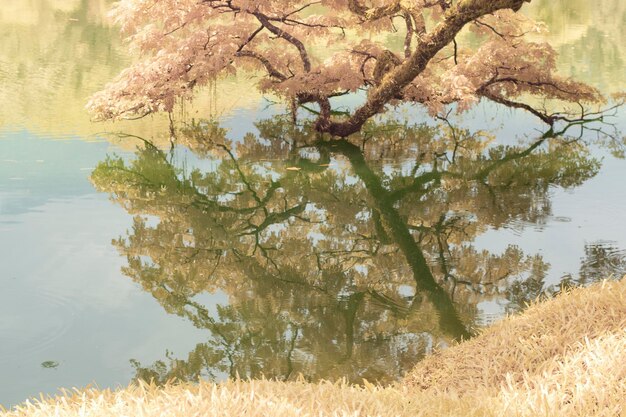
3, 277, 625, 416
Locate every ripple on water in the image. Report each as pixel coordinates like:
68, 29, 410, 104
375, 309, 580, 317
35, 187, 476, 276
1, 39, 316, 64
0, 287, 78, 364
579, 241, 626, 280
552, 216, 572, 223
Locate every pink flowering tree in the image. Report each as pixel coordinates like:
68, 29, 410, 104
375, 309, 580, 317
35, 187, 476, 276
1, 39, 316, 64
88, 0, 607, 136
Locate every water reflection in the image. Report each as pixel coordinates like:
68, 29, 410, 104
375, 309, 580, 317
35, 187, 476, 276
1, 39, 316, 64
0, 0, 623, 408
566, 242, 626, 287
0, 0, 124, 131
0, 0, 262, 141
526, 0, 626, 92
91, 116, 613, 384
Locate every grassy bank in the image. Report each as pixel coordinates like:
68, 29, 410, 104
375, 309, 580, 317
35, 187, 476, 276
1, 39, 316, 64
3, 278, 625, 417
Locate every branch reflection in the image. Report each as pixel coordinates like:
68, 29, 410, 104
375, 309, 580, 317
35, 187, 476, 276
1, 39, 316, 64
92, 116, 602, 384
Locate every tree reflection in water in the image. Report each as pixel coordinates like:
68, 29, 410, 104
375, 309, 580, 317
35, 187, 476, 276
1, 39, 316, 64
92, 116, 605, 385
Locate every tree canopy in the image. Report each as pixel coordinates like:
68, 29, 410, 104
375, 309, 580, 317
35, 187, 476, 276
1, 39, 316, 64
87, 0, 606, 135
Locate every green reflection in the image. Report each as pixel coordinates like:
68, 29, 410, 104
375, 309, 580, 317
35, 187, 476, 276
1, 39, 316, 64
91, 116, 606, 384
526, 0, 626, 92
0, 0, 258, 140
0, 0, 125, 131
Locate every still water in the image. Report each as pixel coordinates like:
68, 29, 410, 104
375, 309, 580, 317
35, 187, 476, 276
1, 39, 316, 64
1, 0, 625, 408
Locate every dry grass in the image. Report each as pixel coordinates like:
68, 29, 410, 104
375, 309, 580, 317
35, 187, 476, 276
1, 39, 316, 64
404, 277, 626, 392
3, 278, 625, 417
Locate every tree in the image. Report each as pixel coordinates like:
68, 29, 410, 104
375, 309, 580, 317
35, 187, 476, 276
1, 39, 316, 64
91, 117, 601, 384
87, 0, 606, 135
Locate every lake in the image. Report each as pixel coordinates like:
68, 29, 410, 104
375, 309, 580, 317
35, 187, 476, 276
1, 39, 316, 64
0, 0, 624, 408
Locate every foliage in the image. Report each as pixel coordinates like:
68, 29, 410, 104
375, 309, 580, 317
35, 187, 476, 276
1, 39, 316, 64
86, 0, 607, 136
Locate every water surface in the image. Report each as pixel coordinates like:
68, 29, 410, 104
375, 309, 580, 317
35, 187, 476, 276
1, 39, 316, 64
1, 0, 625, 408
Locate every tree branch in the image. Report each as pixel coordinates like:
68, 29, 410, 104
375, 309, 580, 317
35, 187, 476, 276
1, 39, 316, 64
252, 11, 312, 72
322, 0, 531, 137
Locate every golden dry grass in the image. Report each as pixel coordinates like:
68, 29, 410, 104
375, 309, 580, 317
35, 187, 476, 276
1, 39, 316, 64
3, 277, 625, 417
404, 277, 626, 392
